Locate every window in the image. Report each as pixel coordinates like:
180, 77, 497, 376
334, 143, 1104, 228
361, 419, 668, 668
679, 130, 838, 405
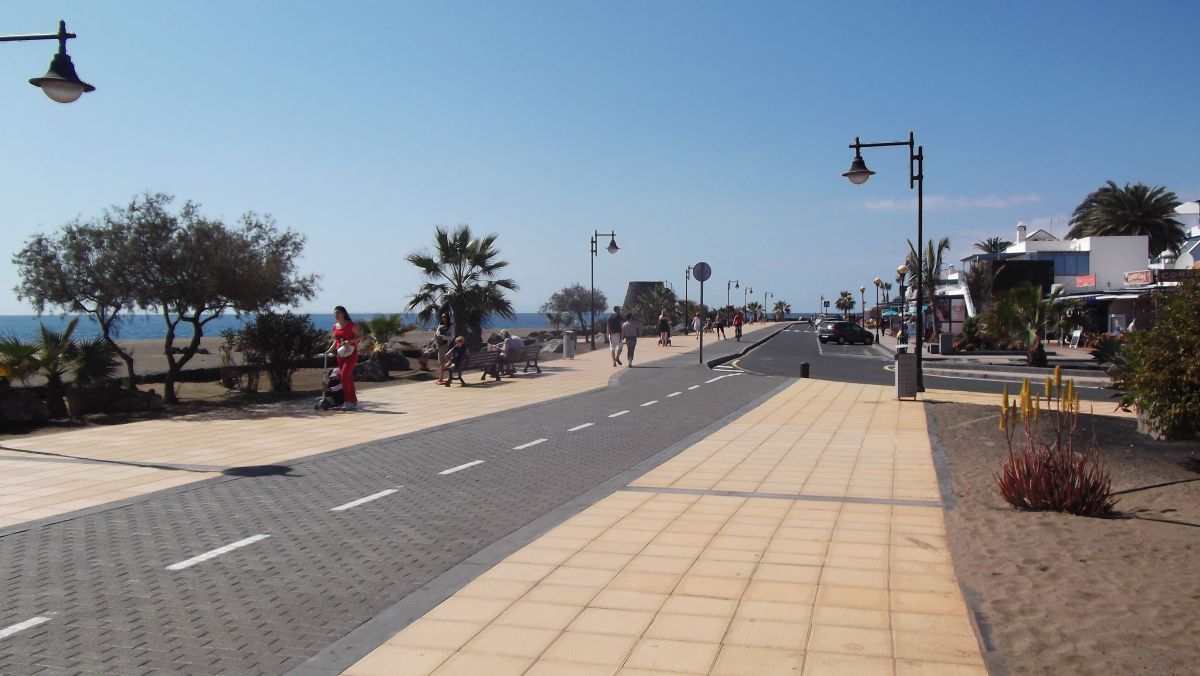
1030, 252, 1089, 277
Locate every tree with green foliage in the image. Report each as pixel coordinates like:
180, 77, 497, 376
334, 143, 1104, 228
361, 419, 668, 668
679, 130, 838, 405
1112, 281, 1200, 440
907, 236, 952, 335
973, 236, 1012, 253
835, 291, 855, 319
540, 283, 606, 331
118, 193, 318, 404
1067, 181, 1185, 256
407, 225, 518, 350
772, 300, 791, 321
631, 284, 677, 330
13, 212, 141, 387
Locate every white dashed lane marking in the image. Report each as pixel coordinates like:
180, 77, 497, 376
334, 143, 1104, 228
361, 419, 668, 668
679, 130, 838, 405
608, 410, 630, 418
0, 615, 53, 640
513, 438, 548, 450
568, 423, 595, 432
439, 460, 484, 475
667, 392, 682, 398
641, 401, 658, 407
687, 385, 701, 390
330, 488, 400, 512
165, 534, 271, 571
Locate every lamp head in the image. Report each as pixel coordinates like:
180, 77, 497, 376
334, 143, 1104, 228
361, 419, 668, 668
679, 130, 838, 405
897, 264, 909, 276
843, 153, 874, 185
30, 51, 94, 103
859, 285, 865, 293
874, 277, 882, 286
606, 236, 619, 254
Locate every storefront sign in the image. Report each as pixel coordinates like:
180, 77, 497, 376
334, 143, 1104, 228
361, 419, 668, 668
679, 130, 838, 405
1159, 268, 1200, 282
1074, 274, 1096, 287
1124, 270, 1153, 286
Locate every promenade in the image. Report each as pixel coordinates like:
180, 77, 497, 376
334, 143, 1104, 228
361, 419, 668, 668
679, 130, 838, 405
340, 379, 988, 675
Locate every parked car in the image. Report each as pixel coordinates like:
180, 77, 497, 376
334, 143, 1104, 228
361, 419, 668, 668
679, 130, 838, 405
818, 321, 875, 345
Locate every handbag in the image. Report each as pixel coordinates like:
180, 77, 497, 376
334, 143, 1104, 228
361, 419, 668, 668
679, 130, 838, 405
336, 343, 355, 358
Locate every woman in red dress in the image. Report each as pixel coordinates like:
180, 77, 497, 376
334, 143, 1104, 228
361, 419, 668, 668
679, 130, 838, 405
327, 306, 360, 410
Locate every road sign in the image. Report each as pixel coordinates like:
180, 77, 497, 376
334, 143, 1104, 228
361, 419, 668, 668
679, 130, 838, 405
823, 300, 830, 308
692, 261, 711, 282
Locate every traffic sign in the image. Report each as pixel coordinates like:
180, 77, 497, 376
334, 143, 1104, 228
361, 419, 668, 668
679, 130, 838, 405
693, 261, 711, 282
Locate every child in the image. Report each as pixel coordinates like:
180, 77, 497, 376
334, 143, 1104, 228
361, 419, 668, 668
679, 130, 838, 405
442, 336, 468, 387
315, 368, 345, 410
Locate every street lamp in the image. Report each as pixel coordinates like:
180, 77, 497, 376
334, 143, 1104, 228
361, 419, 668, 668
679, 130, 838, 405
873, 277, 882, 342
859, 285, 866, 326
897, 263, 909, 345
727, 280, 739, 307
589, 230, 619, 350
763, 291, 773, 322
845, 132, 925, 389
1, 20, 95, 103
743, 286, 752, 311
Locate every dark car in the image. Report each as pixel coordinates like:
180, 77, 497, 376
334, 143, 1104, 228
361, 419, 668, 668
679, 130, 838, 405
818, 321, 874, 345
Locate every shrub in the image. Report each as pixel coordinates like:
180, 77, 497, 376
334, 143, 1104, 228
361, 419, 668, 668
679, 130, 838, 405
995, 371, 1116, 516
1089, 333, 1125, 366
1111, 280, 1200, 440
228, 312, 327, 393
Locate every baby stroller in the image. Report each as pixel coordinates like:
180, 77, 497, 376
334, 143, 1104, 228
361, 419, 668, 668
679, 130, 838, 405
314, 355, 345, 411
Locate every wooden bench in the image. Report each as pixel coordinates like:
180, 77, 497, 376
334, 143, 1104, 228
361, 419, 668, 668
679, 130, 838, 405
500, 344, 542, 376
449, 350, 501, 385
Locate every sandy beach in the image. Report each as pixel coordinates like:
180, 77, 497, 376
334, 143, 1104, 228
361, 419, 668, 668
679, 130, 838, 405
929, 401, 1200, 675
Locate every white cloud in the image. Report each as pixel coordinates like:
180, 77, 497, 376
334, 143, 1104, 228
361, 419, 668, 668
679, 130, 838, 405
863, 193, 1042, 211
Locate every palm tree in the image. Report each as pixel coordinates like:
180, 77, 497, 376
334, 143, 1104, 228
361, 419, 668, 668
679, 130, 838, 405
0, 319, 118, 417
835, 291, 855, 319
907, 236, 952, 336
745, 301, 763, 320
406, 226, 518, 349
982, 283, 1064, 366
974, 236, 1012, 254
1067, 180, 1185, 256
632, 285, 677, 330
772, 300, 791, 321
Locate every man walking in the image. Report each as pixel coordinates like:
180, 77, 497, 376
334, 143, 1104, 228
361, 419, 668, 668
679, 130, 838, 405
606, 306, 625, 366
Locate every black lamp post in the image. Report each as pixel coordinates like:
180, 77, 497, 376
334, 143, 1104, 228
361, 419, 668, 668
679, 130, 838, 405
859, 285, 866, 326
726, 280, 739, 308
763, 291, 773, 322
873, 277, 882, 342
1, 20, 95, 103
844, 132, 925, 390
589, 230, 618, 350
897, 263, 909, 344
743, 286, 752, 311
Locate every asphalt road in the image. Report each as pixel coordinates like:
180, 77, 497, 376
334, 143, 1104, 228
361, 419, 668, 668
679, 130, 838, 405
0, 334, 790, 675
736, 323, 1118, 402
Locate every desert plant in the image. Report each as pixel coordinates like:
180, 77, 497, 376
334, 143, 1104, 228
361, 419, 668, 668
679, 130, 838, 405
995, 372, 1116, 516
1110, 280, 1200, 440
72, 336, 120, 385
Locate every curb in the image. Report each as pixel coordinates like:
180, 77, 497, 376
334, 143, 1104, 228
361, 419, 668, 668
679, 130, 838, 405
705, 324, 791, 368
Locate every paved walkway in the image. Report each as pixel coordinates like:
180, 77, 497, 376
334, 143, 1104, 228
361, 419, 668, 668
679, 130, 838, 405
343, 378, 988, 676
0, 324, 775, 530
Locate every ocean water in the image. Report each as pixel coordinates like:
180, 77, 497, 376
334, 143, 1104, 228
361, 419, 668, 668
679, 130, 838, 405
0, 312, 565, 343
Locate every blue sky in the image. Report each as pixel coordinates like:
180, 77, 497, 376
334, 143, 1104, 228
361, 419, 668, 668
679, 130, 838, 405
2, 1, 1197, 316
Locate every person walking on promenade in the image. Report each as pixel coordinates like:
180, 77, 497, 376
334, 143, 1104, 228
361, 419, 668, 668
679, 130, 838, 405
621, 312, 640, 366
733, 309, 744, 342
435, 313, 452, 385
606, 306, 625, 366
715, 311, 727, 340
693, 313, 702, 339
657, 309, 672, 346
327, 306, 360, 411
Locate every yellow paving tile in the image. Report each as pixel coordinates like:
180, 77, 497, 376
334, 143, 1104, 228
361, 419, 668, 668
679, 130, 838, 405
711, 644, 805, 676
802, 652, 894, 676
343, 645, 451, 676
625, 638, 720, 673
542, 631, 639, 666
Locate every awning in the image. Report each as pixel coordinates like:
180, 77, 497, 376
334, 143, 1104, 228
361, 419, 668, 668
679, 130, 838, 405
882, 310, 899, 316
1094, 293, 1143, 300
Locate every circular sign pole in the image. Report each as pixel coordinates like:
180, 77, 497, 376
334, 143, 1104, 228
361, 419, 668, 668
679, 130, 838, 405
692, 262, 712, 364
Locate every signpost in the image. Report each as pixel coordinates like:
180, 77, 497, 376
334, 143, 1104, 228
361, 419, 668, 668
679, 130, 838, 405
693, 261, 711, 364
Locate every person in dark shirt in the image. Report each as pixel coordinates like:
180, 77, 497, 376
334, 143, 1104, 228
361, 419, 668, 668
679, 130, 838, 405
606, 306, 625, 367
443, 336, 467, 387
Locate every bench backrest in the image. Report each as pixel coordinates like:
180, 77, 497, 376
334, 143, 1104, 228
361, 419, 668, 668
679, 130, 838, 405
462, 350, 499, 367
